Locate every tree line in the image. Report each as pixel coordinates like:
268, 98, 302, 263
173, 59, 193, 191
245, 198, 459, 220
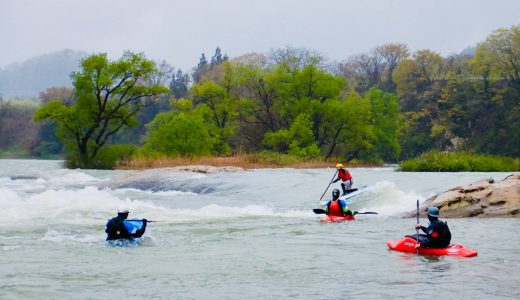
0, 25, 518, 168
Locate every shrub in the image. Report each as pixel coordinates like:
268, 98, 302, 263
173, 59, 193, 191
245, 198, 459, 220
400, 151, 519, 172
65, 144, 137, 169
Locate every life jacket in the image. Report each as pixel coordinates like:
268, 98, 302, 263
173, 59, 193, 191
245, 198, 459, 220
327, 200, 344, 217
338, 169, 352, 181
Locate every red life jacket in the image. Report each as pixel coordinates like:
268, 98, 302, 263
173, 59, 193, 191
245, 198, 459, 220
328, 200, 344, 217
338, 169, 352, 181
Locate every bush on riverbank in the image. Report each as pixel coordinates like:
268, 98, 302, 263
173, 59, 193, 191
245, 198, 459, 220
117, 151, 383, 169
399, 151, 519, 172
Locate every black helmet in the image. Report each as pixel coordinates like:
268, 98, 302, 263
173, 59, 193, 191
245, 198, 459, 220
332, 189, 340, 199
427, 206, 439, 218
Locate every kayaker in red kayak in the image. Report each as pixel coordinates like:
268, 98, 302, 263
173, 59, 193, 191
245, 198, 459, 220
323, 189, 356, 217
409, 206, 451, 249
332, 164, 357, 195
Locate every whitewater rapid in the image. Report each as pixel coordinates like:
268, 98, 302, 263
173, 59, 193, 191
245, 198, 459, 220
1, 159, 519, 299
1, 160, 508, 226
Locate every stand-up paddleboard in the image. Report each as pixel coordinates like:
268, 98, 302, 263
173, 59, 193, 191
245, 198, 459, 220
386, 237, 478, 257
339, 185, 368, 201
123, 219, 145, 234
319, 185, 368, 206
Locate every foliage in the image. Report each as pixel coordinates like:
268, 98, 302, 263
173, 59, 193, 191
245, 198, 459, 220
263, 113, 321, 158
65, 144, 138, 169
400, 151, 519, 172
2, 26, 513, 166
0, 101, 39, 155
143, 101, 216, 157
35, 52, 169, 169
360, 87, 401, 162
247, 151, 304, 166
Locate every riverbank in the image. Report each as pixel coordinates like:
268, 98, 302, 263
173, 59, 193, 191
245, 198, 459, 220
116, 153, 383, 170
400, 151, 519, 172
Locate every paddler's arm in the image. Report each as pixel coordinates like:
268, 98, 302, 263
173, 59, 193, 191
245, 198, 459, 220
415, 224, 428, 234
339, 200, 351, 216
132, 219, 147, 238
322, 201, 330, 215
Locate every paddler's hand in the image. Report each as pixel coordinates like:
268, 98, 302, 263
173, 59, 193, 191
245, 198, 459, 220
414, 243, 420, 249
142, 219, 148, 223
415, 224, 421, 229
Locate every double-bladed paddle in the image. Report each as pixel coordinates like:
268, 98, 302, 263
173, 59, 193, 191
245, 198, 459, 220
93, 217, 164, 223
312, 208, 378, 215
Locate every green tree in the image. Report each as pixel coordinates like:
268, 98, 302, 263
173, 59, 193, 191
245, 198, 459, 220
191, 79, 239, 154
144, 100, 215, 156
362, 87, 401, 161
320, 94, 373, 160
35, 52, 169, 168
211, 47, 225, 67
170, 69, 190, 99
192, 53, 209, 83
263, 113, 320, 158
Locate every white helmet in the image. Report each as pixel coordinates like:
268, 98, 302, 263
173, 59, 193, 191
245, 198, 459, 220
118, 206, 130, 214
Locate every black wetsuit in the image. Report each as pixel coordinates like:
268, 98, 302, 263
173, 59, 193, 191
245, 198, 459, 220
410, 219, 451, 248
105, 216, 147, 241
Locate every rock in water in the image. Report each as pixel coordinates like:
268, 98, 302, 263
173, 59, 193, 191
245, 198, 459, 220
410, 174, 520, 218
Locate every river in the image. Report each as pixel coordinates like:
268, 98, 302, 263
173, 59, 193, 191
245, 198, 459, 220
1, 159, 519, 299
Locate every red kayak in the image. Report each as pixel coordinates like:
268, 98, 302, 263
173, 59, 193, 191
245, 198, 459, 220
386, 237, 478, 257
320, 215, 355, 223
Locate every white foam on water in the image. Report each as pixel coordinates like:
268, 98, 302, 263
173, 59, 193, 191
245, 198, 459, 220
353, 180, 424, 216
0, 177, 47, 192
152, 190, 199, 196
112, 188, 199, 197
1, 245, 22, 251
164, 204, 316, 221
0, 185, 313, 227
0, 178, 423, 228
41, 229, 101, 243
274, 209, 315, 218
47, 170, 100, 185
0, 186, 163, 226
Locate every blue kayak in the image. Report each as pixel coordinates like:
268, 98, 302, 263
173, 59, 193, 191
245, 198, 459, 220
123, 219, 145, 234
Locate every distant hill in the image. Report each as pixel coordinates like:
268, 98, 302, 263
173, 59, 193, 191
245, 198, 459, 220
0, 49, 88, 99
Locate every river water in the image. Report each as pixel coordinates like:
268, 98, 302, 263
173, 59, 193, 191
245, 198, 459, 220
1, 159, 519, 299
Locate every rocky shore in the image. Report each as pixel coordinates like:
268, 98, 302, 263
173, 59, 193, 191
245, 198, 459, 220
411, 174, 520, 218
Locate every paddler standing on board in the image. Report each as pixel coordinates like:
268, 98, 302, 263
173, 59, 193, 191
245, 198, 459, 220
323, 189, 356, 217
105, 207, 147, 241
332, 164, 357, 195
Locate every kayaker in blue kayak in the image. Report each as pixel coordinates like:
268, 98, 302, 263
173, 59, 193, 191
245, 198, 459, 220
105, 207, 147, 241
410, 206, 451, 248
323, 189, 356, 217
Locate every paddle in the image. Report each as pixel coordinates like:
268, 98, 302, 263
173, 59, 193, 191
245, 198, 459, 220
318, 169, 338, 202
416, 199, 420, 253
312, 208, 378, 215
93, 217, 164, 223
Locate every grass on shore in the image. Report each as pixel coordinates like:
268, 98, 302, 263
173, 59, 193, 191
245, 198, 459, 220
399, 151, 519, 172
117, 151, 382, 170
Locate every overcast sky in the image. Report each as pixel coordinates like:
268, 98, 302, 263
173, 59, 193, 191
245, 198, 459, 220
1, 0, 520, 70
